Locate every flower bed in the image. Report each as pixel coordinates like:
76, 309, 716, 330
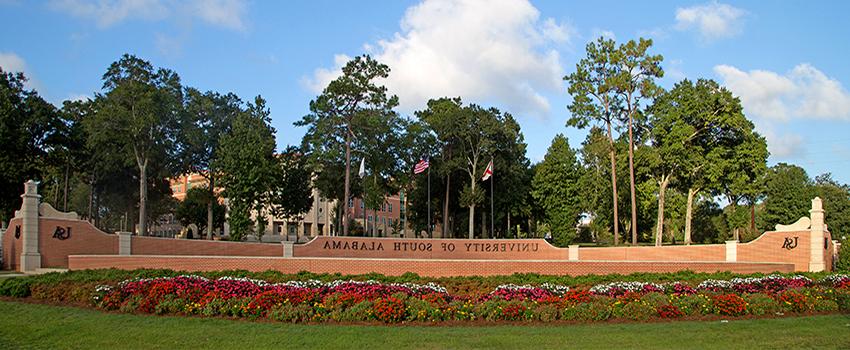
85, 273, 850, 323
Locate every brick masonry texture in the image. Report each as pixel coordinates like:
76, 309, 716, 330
4, 214, 836, 276
68, 255, 795, 277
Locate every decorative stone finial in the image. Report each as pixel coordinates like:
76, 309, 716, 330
24, 180, 38, 196
812, 197, 823, 211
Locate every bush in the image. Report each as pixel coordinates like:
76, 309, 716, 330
373, 296, 406, 323
335, 300, 374, 322
612, 300, 655, 321
0, 277, 31, 298
743, 293, 782, 316
656, 304, 683, 318
561, 299, 611, 321
670, 294, 712, 316
712, 294, 747, 316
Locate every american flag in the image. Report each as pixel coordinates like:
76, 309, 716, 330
413, 157, 429, 174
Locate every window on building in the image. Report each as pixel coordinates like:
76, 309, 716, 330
368, 215, 372, 222
360, 201, 364, 209
348, 199, 353, 208
389, 203, 392, 212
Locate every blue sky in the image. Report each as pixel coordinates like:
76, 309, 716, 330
3, 0, 850, 184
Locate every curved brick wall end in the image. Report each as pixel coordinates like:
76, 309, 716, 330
1, 218, 23, 270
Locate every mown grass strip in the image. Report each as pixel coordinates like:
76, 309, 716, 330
0, 301, 848, 349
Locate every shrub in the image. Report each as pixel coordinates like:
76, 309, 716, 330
561, 299, 611, 321
778, 290, 811, 313
670, 294, 712, 316
712, 294, 747, 316
657, 304, 683, 318
154, 296, 186, 315
612, 300, 655, 321
336, 300, 374, 322
499, 301, 530, 321
743, 293, 782, 316
373, 296, 406, 323
0, 277, 31, 298
268, 303, 314, 323
532, 304, 560, 322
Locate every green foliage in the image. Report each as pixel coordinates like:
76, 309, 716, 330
88, 54, 183, 235
215, 97, 278, 239
0, 68, 63, 221
296, 55, 400, 236
174, 186, 225, 234
0, 277, 32, 297
532, 135, 582, 246
760, 163, 812, 232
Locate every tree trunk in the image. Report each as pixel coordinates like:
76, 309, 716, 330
63, 161, 70, 211
207, 175, 215, 239
443, 161, 451, 238
481, 208, 486, 239
507, 214, 511, 238
468, 175, 476, 239
628, 113, 637, 245
684, 187, 698, 245
87, 176, 94, 221
343, 133, 351, 236
605, 120, 620, 246
403, 188, 408, 237
138, 161, 147, 236
655, 176, 670, 247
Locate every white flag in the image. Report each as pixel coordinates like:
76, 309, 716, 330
358, 158, 366, 178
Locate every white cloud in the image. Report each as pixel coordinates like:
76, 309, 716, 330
49, 0, 247, 31
675, 2, 745, 41
189, 0, 247, 32
590, 28, 616, 41
714, 64, 850, 121
304, 0, 570, 117
302, 54, 351, 93
761, 128, 804, 159
0, 52, 27, 73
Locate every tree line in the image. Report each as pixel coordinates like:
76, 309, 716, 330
1, 38, 849, 251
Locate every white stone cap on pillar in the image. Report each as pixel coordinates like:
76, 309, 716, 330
23, 180, 40, 198
568, 245, 579, 261
725, 240, 737, 262
282, 241, 294, 258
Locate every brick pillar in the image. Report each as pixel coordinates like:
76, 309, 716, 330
20, 180, 41, 272
809, 197, 826, 272
725, 241, 737, 262
118, 232, 132, 255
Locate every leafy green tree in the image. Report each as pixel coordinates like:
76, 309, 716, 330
647, 79, 758, 245
178, 88, 241, 239
266, 147, 314, 220
174, 186, 225, 236
532, 135, 582, 246
0, 68, 63, 221
760, 163, 812, 232
812, 174, 850, 242
394, 118, 439, 237
296, 55, 399, 236
613, 38, 664, 245
215, 97, 278, 240
87, 54, 183, 235
565, 38, 623, 245
416, 98, 465, 237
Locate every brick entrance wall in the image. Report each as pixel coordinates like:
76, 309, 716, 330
68, 255, 796, 277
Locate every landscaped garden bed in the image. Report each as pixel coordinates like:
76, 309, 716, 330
1, 269, 848, 324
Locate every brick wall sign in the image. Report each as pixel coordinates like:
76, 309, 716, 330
293, 237, 568, 260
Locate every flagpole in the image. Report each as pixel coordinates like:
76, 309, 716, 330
490, 158, 494, 239
427, 164, 431, 238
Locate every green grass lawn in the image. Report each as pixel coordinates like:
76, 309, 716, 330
0, 301, 848, 350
